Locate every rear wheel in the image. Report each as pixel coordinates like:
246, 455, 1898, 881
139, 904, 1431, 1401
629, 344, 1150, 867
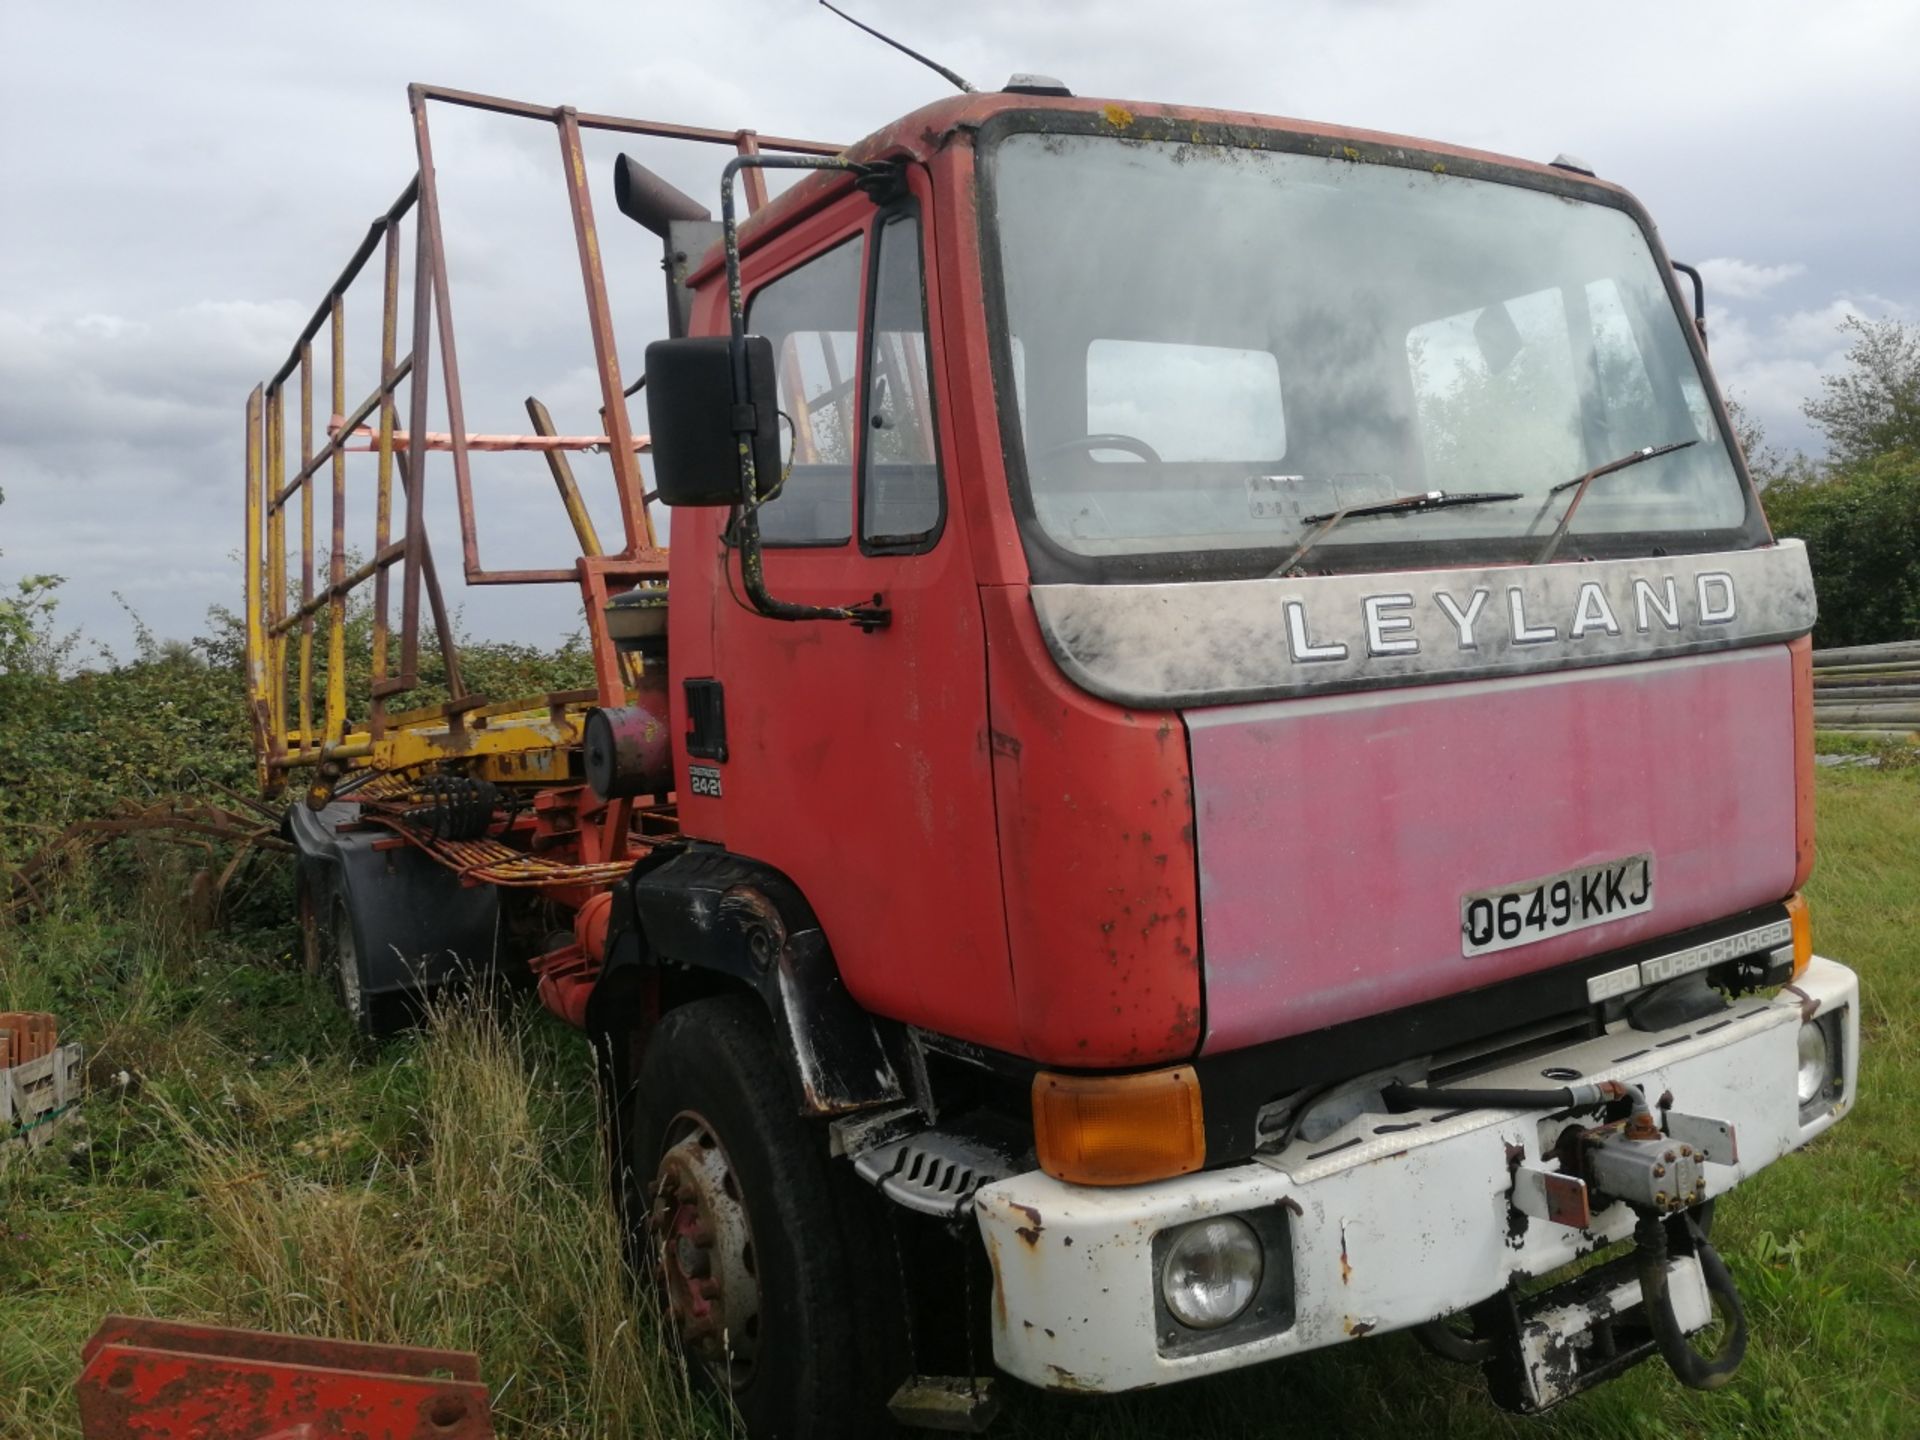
316, 886, 403, 1039
632, 996, 904, 1439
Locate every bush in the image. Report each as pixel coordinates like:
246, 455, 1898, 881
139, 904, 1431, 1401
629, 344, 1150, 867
1761, 450, 1920, 649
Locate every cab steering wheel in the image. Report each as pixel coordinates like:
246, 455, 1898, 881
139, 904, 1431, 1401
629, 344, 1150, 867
1032, 432, 1165, 467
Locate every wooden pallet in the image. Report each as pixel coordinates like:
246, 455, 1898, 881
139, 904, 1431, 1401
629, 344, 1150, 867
1, 1012, 84, 1173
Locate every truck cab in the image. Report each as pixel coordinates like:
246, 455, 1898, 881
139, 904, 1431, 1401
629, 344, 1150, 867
637, 86, 1854, 1424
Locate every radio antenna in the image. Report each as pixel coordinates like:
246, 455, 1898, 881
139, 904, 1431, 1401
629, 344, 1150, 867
818, 1, 976, 94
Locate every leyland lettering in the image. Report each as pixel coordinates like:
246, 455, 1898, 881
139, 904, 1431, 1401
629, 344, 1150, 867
1033, 542, 1815, 706
1319, 569, 1737, 661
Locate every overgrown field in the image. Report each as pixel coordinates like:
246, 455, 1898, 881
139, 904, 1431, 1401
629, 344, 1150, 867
2, 740, 1916, 1436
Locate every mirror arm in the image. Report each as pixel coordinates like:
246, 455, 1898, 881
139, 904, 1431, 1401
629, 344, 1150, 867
1671, 261, 1707, 351
719, 153, 902, 630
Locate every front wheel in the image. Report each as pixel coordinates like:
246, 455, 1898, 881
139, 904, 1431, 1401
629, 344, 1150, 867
632, 996, 904, 1439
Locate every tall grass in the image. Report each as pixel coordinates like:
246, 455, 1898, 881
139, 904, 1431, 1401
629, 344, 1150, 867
166, 1003, 713, 1438
0, 851, 720, 1439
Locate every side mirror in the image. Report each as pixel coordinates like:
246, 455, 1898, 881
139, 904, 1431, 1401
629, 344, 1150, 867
643, 335, 783, 507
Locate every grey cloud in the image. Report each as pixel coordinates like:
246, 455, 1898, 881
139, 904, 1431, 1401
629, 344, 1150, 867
2, 0, 1915, 655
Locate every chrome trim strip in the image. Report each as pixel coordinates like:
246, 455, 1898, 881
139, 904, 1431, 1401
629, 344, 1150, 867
1584, 919, 1794, 1004
1029, 541, 1815, 708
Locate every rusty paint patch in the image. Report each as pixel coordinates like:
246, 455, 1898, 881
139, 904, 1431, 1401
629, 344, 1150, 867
983, 1231, 1008, 1332
1013, 1202, 1044, 1246
1339, 1222, 1353, 1285
1044, 1363, 1100, 1393
1784, 983, 1821, 1021
1279, 1196, 1303, 1218
1345, 1316, 1377, 1337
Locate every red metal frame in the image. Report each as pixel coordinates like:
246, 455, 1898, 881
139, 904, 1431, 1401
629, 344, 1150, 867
245, 84, 836, 779
78, 1317, 494, 1440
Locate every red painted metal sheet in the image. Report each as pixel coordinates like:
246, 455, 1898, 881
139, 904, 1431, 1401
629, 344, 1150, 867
77, 1316, 493, 1440
981, 586, 1202, 1067
676, 169, 1023, 1055
1188, 647, 1799, 1053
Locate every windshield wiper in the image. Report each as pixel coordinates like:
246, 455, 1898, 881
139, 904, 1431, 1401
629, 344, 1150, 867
1271, 490, 1524, 576
1534, 439, 1698, 564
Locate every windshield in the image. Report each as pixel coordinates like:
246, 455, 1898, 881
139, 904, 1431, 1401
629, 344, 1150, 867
984, 127, 1758, 578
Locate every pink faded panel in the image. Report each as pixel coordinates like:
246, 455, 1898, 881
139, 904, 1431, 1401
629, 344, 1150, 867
1188, 648, 1798, 1054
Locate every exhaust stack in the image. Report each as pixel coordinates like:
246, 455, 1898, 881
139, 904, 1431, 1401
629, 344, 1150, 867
613, 154, 710, 237
612, 153, 721, 339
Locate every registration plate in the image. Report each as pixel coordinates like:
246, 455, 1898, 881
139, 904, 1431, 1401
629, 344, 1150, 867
1461, 853, 1653, 957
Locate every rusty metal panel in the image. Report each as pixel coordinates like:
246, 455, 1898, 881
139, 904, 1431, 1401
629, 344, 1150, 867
77, 1316, 494, 1440
243, 85, 806, 797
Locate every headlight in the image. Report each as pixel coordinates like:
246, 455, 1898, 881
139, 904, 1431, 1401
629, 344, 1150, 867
1160, 1216, 1263, 1330
1796, 1020, 1830, 1107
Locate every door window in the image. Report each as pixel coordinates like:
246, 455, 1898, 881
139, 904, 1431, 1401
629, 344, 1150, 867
746, 234, 865, 546
861, 213, 943, 549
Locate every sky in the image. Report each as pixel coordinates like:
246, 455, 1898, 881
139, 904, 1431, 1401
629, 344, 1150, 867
2, 0, 1915, 658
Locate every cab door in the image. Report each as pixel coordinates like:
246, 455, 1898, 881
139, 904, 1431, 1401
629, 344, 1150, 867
692, 173, 1017, 1052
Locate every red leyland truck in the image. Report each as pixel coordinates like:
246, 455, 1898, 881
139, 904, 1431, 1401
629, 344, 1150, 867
239, 69, 1856, 1439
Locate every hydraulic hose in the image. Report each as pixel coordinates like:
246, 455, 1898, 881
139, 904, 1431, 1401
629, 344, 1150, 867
1384, 1081, 1622, 1115
1632, 1211, 1748, 1390
1411, 1319, 1493, 1365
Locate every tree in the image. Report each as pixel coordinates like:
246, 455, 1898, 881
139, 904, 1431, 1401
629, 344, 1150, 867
0, 487, 70, 680
1804, 315, 1920, 467
1761, 449, 1920, 648
1722, 395, 1790, 487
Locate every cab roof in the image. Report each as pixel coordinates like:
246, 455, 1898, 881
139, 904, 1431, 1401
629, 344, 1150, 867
712, 88, 1632, 268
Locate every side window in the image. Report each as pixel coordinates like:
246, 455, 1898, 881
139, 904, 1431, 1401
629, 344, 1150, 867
747, 234, 865, 546
860, 214, 942, 549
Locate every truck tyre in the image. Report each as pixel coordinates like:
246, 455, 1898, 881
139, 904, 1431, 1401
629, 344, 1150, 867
633, 996, 903, 1439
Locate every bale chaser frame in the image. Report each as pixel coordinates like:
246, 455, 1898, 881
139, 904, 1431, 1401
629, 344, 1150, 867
242, 85, 833, 969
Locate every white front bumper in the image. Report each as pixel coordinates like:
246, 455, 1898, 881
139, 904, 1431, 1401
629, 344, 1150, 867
974, 957, 1858, 1394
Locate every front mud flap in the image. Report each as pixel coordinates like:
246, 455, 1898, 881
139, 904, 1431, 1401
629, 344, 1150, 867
1474, 1250, 1712, 1413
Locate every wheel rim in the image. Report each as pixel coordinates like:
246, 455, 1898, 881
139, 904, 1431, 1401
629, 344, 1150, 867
333, 902, 364, 1021
650, 1110, 761, 1387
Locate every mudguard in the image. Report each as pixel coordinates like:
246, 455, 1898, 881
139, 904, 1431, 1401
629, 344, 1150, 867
287, 803, 498, 999
592, 842, 906, 1116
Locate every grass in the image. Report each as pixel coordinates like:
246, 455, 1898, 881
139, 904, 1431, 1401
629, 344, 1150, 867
2, 767, 1916, 1439
0, 853, 714, 1439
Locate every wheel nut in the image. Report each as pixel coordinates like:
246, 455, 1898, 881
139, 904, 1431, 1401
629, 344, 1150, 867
1653, 1164, 1666, 1177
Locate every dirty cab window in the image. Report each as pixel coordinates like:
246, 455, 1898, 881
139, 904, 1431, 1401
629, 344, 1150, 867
988, 130, 1751, 573
747, 234, 865, 546
1087, 340, 1285, 461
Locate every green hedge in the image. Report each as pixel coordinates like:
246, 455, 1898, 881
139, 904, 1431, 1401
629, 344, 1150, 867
1761, 450, 1920, 649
